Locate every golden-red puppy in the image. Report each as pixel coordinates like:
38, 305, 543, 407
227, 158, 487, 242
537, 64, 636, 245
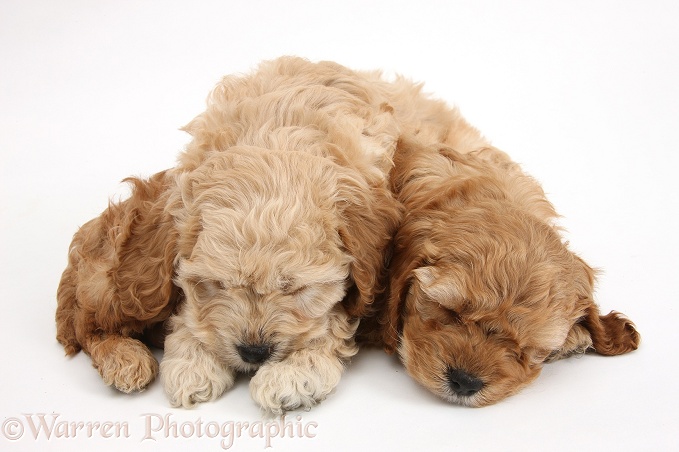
379, 133, 640, 406
292, 59, 641, 405
56, 170, 180, 393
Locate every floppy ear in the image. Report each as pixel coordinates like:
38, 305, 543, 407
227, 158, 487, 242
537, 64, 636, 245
566, 256, 640, 357
171, 150, 249, 259
110, 171, 181, 322
171, 147, 241, 260
379, 229, 431, 353
381, 262, 413, 354
579, 306, 640, 355
335, 172, 402, 319
169, 169, 202, 260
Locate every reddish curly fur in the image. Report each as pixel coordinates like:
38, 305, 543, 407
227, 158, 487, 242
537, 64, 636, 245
55, 170, 181, 393
377, 134, 640, 406
54, 57, 641, 406
336, 67, 641, 404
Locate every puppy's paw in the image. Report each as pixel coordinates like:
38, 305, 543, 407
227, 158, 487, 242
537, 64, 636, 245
250, 357, 342, 414
94, 338, 158, 393
160, 356, 234, 408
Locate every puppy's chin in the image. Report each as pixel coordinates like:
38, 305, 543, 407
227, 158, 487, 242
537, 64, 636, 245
232, 361, 262, 373
232, 357, 272, 373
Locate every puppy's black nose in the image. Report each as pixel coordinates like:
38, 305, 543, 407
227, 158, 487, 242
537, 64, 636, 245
447, 368, 484, 397
237, 344, 272, 364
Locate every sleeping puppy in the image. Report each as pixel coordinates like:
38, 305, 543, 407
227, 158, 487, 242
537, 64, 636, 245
380, 131, 640, 406
56, 58, 401, 413
160, 58, 402, 413
56, 170, 181, 393
294, 60, 639, 406
161, 148, 400, 413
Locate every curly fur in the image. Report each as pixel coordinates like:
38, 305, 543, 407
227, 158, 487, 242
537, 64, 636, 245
55, 57, 639, 410
367, 84, 640, 406
55, 170, 181, 392
158, 58, 403, 413
56, 58, 403, 413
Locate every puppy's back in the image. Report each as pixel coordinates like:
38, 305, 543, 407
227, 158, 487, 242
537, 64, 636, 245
56, 170, 179, 355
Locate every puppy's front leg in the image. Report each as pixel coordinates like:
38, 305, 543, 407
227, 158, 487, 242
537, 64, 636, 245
86, 335, 159, 393
250, 309, 358, 414
160, 316, 235, 408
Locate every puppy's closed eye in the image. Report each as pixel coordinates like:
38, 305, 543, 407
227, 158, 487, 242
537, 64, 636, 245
437, 304, 463, 325
481, 324, 502, 338
417, 297, 464, 325
285, 281, 347, 318
193, 279, 225, 300
282, 285, 308, 297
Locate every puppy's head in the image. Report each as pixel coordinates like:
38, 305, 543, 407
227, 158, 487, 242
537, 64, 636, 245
385, 143, 639, 406
171, 148, 398, 370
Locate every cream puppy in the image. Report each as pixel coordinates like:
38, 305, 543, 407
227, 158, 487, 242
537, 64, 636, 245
161, 57, 402, 413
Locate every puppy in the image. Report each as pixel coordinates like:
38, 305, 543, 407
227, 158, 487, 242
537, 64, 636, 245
160, 58, 402, 413
377, 102, 640, 405
55, 58, 401, 413
56, 170, 181, 393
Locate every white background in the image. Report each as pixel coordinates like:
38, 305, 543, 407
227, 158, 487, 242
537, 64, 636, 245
2, 1, 677, 450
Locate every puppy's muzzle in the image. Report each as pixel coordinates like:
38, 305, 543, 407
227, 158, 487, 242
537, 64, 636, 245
447, 368, 484, 397
237, 344, 273, 364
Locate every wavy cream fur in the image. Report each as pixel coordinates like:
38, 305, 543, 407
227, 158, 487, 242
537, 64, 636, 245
56, 58, 402, 413
56, 57, 637, 410
160, 58, 403, 413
